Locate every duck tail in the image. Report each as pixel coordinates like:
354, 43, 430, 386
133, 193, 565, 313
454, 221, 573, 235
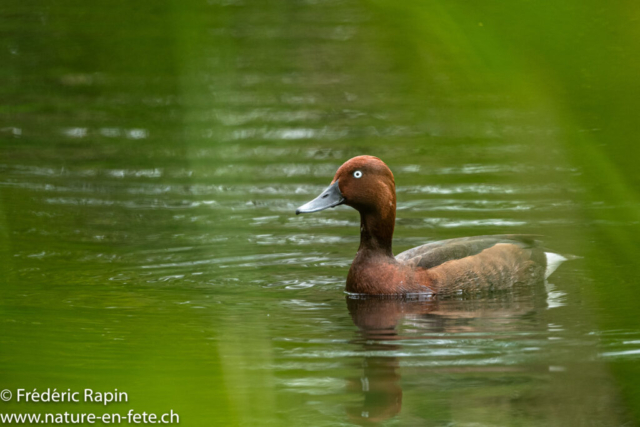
544, 252, 568, 279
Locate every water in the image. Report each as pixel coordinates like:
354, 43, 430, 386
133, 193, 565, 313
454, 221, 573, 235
2, 0, 640, 425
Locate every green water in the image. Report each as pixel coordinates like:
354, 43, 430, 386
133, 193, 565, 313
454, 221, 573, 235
2, 0, 640, 425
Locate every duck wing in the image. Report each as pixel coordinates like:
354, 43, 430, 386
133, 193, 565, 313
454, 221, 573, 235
396, 234, 542, 270
425, 242, 547, 293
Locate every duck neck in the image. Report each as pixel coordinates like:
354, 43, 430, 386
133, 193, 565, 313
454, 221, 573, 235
358, 204, 395, 259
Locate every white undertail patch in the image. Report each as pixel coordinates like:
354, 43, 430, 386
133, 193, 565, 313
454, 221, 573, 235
544, 252, 567, 279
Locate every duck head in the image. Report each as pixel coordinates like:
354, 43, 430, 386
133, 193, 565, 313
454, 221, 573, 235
296, 155, 397, 252
296, 155, 396, 215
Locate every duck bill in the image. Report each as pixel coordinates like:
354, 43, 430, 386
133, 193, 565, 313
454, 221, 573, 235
296, 180, 344, 215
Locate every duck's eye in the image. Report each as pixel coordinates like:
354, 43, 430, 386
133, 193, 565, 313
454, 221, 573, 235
353, 170, 363, 179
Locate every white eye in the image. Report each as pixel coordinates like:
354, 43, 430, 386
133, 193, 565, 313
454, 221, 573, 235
353, 170, 363, 179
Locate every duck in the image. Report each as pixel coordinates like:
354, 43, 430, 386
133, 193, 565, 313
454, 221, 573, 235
296, 155, 566, 295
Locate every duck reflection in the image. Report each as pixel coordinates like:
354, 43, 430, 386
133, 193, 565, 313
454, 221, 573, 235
345, 287, 547, 424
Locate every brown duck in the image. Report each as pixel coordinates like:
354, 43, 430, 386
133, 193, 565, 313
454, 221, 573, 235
296, 155, 566, 295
